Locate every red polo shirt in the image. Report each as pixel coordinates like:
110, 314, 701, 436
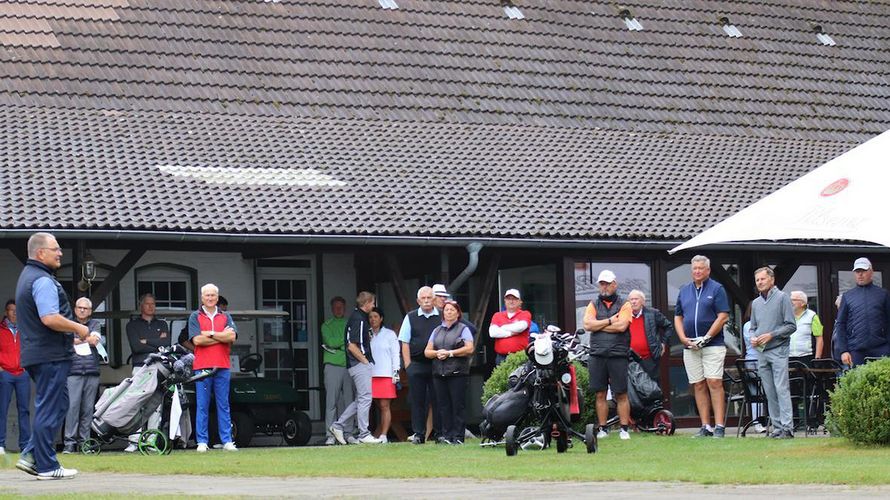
189, 308, 236, 370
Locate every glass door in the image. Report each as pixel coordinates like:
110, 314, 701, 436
257, 263, 318, 419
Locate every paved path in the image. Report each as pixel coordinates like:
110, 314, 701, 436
2, 471, 889, 498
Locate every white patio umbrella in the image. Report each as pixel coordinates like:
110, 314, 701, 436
670, 130, 890, 254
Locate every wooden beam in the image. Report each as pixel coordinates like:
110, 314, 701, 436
8, 246, 28, 265
384, 253, 411, 317
89, 249, 146, 307
773, 259, 803, 290
709, 263, 751, 307
470, 254, 500, 366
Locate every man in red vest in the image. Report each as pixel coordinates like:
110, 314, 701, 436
188, 283, 238, 452
488, 289, 532, 365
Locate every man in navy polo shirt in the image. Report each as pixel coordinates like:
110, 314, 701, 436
14, 233, 89, 479
674, 255, 730, 438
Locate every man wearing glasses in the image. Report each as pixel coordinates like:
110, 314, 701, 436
63, 297, 104, 454
14, 233, 89, 479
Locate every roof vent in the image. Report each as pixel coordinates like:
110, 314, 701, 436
812, 24, 836, 46
503, 2, 525, 20
719, 16, 742, 37
378, 0, 398, 9
618, 8, 643, 31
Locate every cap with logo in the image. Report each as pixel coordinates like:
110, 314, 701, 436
853, 257, 872, 271
504, 288, 521, 300
597, 270, 617, 283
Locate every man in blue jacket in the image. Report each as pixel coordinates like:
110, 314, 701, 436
834, 257, 890, 367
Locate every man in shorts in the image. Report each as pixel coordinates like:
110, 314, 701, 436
674, 255, 730, 438
582, 270, 632, 440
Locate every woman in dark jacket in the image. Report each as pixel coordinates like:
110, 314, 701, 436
424, 300, 474, 445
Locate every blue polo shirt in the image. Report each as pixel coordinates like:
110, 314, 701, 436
675, 278, 730, 347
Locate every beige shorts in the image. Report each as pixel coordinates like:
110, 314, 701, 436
683, 346, 727, 383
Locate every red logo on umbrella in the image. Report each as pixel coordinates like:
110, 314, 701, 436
820, 178, 849, 197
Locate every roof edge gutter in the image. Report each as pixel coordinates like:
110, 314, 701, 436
0, 229, 886, 253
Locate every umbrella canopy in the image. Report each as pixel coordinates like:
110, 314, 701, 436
670, 130, 890, 254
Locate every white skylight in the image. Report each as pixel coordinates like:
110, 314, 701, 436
721, 20, 742, 37
378, 0, 398, 9
157, 165, 347, 187
619, 10, 643, 31
816, 32, 836, 46
504, 4, 525, 19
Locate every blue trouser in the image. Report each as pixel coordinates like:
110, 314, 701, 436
0, 370, 32, 450
195, 368, 232, 445
23, 360, 71, 473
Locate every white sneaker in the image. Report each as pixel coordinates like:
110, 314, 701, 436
619, 429, 631, 440
377, 435, 388, 443
358, 435, 382, 444
754, 423, 767, 434
324, 437, 336, 446
0, 446, 5, 455
37, 467, 78, 480
123, 443, 138, 453
329, 426, 346, 445
222, 442, 238, 452
196, 443, 208, 453
345, 435, 360, 445
596, 429, 608, 439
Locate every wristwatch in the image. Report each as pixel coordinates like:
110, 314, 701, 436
608, 317, 612, 325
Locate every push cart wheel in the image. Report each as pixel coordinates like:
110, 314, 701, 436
505, 425, 518, 456
138, 429, 170, 455
651, 409, 676, 436
81, 438, 101, 455
585, 424, 598, 454
556, 431, 569, 453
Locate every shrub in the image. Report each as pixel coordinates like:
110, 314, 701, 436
481, 351, 596, 429
827, 357, 890, 445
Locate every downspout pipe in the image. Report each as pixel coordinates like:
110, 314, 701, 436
448, 242, 483, 293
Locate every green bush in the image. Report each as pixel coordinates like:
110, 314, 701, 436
481, 351, 596, 430
827, 357, 890, 445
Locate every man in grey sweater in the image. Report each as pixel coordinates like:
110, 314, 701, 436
749, 267, 797, 439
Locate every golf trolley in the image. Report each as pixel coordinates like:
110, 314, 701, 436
492, 326, 598, 456
84, 345, 214, 455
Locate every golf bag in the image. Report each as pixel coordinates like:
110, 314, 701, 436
92, 361, 170, 440
480, 380, 532, 441
626, 360, 662, 412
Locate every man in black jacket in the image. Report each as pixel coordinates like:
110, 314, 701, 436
124, 293, 169, 452
582, 270, 632, 440
627, 290, 673, 382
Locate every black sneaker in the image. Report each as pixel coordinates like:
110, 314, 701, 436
713, 427, 725, 438
692, 426, 714, 438
451, 439, 464, 445
776, 430, 794, 439
410, 434, 425, 445
436, 436, 452, 445
62, 444, 76, 454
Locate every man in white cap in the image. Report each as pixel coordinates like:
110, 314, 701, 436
582, 269, 632, 440
488, 289, 532, 365
834, 257, 890, 367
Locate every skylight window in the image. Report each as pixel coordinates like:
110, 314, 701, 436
378, 0, 398, 10
503, 4, 525, 20
619, 8, 643, 31
719, 17, 742, 37
812, 25, 836, 46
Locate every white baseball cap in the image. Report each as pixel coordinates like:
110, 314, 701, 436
597, 270, 617, 283
853, 257, 872, 271
432, 283, 449, 297
504, 288, 521, 299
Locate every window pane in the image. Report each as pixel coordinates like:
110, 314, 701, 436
277, 280, 291, 300
498, 264, 558, 329
262, 280, 275, 299
154, 282, 170, 301
668, 366, 695, 417
292, 280, 307, 299
171, 281, 187, 300
137, 281, 152, 297
294, 349, 308, 369
575, 262, 651, 328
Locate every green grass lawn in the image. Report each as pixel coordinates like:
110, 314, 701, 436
5, 435, 890, 485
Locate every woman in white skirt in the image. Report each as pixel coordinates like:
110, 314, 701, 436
369, 307, 400, 443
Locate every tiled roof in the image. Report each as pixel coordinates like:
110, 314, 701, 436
0, 1, 887, 241
0, 0, 887, 141
0, 105, 854, 240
